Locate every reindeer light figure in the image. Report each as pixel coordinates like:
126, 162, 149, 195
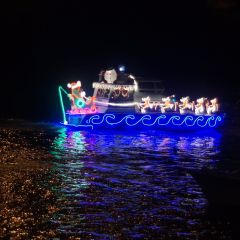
206, 98, 219, 115
161, 96, 175, 113
179, 96, 194, 114
139, 96, 153, 113
195, 97, 207, 115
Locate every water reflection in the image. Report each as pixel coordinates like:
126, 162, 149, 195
51, 128, 86, 157
50, 128, 223, 239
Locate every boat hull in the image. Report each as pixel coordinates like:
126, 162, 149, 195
62, 113, 224, 130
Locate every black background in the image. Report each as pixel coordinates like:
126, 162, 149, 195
1, 0, 240, 121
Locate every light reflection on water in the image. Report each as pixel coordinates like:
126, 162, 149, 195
50, 128, 223, 239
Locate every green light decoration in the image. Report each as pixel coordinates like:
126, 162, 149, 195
58, 86, 68, 124
50, 128, 67, 157
75, 98, 86, 108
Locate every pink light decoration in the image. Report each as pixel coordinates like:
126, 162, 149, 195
68, 106, 98, 115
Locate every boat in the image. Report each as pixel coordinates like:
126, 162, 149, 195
58, 66, 224, 130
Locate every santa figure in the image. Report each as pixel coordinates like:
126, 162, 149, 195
67, 81, 96, 114
67, 81, 85, 112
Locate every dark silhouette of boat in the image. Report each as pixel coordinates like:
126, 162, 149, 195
190, 169, 240, 207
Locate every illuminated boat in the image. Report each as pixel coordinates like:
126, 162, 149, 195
58, 66, 224, 130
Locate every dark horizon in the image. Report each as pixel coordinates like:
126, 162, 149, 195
1, 1, 240, 121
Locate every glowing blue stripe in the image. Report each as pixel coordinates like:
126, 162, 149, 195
63, 113, 223, 130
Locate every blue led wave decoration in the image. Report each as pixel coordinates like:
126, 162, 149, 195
64, 113, 223, 130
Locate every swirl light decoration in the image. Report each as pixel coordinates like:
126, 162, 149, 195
64, 113, 223, 130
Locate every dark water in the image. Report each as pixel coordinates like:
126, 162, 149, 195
0, 120, 240, 239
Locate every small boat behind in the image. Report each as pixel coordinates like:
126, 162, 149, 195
58, 66, 224, 130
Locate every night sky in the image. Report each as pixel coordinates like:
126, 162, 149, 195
1, 0, 240, 121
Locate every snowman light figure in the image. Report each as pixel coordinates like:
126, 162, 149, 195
104, 69, 117, 84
